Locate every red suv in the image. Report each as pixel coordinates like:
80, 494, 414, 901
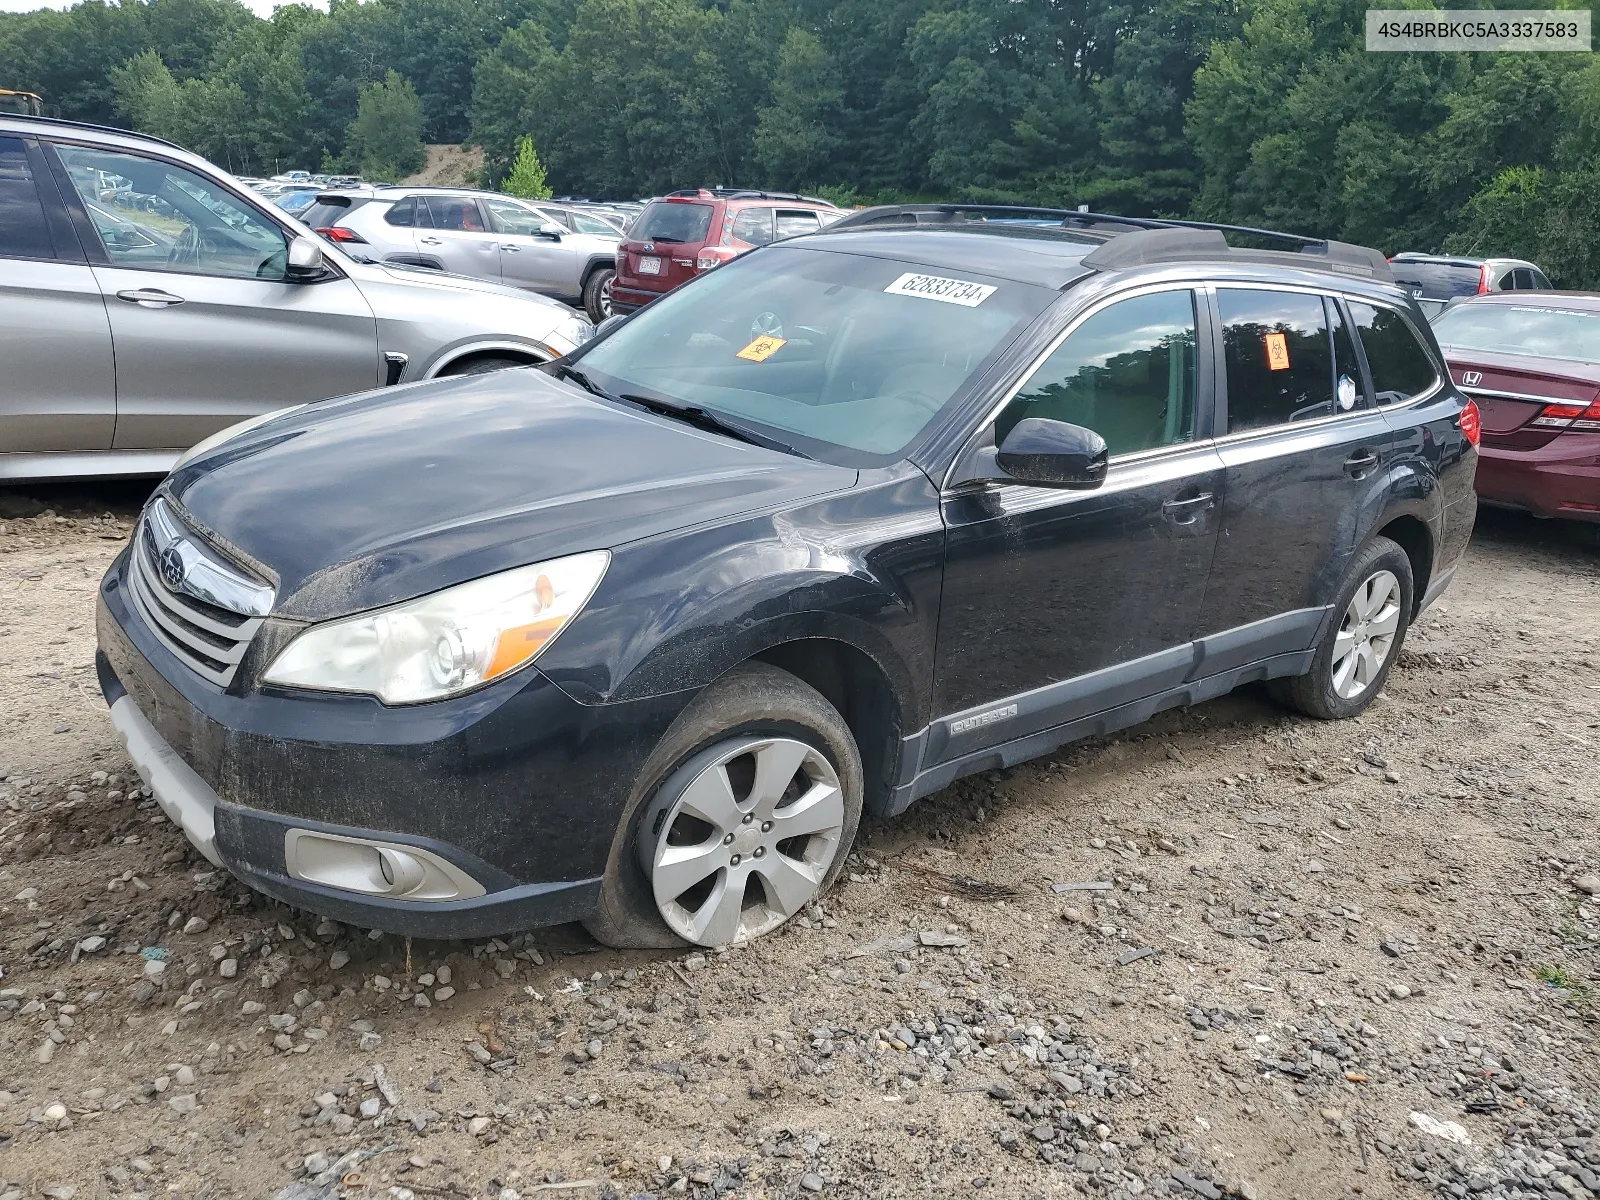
611, 189, 840, 314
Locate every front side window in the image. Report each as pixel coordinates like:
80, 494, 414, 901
570, 211, 617, 236
0, 136, 54, 261
1330, 299, 1364, 412
574, 244, 1055, 463
1219, 289, 1334, 432
997, 289, 1197, 456
55, 144, 288, 279
484, 198, 546, 236
1350, 302, 1439, 403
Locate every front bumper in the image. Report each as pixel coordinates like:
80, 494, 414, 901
1477, 434, 1600, 523
96, 549, 688, 938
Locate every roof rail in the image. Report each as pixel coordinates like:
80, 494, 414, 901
666, 186, 835, 205
0, 112, 185, 153
822, 203, 1394, 283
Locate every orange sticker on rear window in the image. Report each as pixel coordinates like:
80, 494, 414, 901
1264, 332, 1290, 371
736, 335, 787, 362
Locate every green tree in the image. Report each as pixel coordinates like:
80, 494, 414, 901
502, 134, 553, 197
753, 28, 841, 189
343, 69, 426, 180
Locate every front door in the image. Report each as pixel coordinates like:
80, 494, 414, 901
0, 135, 116, 455
1197, 287, 1392, 655
483, 198, 582, 296
50, 142, 380, 450
932, 287, 1224, 762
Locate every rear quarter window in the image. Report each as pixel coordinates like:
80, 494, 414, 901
1349, 302, 1438, 405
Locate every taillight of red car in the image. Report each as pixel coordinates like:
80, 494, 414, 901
317, 226, 366, 244
1477, 264, 1493, 294
695, 246, 738, 271
1527, 394, 1600, 433
1459, 398, 1482, 447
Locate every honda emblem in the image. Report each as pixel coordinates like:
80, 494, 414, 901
1462, 371, 1482, 386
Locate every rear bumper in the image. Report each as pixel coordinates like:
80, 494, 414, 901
610, 280, 670, 313
1477, 434, 1600, 522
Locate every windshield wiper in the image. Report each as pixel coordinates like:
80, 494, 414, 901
646, 235, 686, 243
618, 393, 811, 459
552, 364, 809, 458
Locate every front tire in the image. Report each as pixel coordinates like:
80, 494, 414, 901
583, 662, 863, 949
583, 267, 615, 324
1271, 535, 1414, 720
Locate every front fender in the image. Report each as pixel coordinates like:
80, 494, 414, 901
534, 465, 947, 732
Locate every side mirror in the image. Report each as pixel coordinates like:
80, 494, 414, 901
996, 417, 1108, 489
285, 234, 324, 281
537, 222, 565, 240
594, 313, 628, 338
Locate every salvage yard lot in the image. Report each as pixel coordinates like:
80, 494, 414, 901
0, 487, 1596, 1200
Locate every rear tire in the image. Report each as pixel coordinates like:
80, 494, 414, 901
1270, 535, 1414, 720
438, 355, 527, 377
582, 267, 615, 324
583, 662, 863, 949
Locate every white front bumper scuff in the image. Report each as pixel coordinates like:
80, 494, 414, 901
108, 695, 224, 867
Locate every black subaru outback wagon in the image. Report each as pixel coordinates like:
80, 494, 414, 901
96, 205, 1479, 949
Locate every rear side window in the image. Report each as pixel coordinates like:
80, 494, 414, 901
424, 196, 486, 232
384, 197, 416, 227
775, 209, 821, 239
1219, 289, 1334, 431
634, 200, 713, 244
998, 289, 1197, 457
1529, 267, 1551, 289
1349, 303, 1438, 405
0, 136, 54, 260
300, 196, 354, 229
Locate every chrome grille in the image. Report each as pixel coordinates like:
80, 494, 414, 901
126, 497, 273, 687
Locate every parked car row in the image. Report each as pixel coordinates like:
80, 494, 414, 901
0, 115, 593, 481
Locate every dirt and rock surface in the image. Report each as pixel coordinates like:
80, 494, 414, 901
0, 483, 1596, 1200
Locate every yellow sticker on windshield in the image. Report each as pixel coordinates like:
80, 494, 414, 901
736, 335, 787, 362
1264, 331, 1290, 371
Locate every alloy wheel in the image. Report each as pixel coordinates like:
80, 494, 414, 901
598, 273, 614, 318
640, 736, 844, 946
1331, 569, 1402, 700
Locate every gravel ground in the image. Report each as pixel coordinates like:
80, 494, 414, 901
0, 483, 1596, 1200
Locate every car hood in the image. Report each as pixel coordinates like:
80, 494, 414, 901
165, 370, 857, 621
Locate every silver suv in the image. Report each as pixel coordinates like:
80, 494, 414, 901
0, 117, 593, 483
303, 188, 621, 322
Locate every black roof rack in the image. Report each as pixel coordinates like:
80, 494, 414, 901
821, 203, 1393, 283
0, 113, 185, 152
666, 187, 834, 206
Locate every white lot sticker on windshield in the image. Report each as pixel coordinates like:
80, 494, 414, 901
884, 272, 997, 307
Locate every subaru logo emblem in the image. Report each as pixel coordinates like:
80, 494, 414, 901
157, 545, 187, 591
1462, 370, 1482, 386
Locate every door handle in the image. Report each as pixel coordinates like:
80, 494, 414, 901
1344, 450, 1380, 476
419, 236, 442, 245
1162, 492, 1215, 526
500, 243, 519, 252
115, 288, 185, 308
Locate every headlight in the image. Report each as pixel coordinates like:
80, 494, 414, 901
553, 313, 594, 352
171, 404, 307, 473
262, 551, 609, 704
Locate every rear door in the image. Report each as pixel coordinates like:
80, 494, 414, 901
1198, 287, 1393, 650
49, 140, 380, 450
0, 134, 116, 454
416, 195, 501, 281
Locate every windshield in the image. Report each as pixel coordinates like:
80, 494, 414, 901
1434, 303, 1600, 364
573, 244, 1056, 464
633, 199, 713, 244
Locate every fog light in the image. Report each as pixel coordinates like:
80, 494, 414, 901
283, 829, 485, 902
